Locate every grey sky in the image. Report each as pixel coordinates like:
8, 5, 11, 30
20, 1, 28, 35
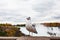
0, 0, 60, 24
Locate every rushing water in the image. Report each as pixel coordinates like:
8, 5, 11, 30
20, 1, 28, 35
20, 23, 60, 37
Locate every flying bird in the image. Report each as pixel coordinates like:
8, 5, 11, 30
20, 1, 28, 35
25, 17, 37, 36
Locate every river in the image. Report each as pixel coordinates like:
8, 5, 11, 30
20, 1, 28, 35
20, 23, 60, 37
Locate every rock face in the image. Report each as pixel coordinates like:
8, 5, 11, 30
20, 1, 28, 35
0, 39, 16, 40
17, 36, 60, 40
17, 36, 49, 40
0, 37, 17, 40
0, 36, 60, 40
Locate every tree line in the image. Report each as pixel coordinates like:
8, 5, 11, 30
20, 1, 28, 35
41, 23, 60, 27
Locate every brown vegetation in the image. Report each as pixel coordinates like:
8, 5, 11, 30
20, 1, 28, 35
0, 23, 25, 37
15, 24, 25, 27
41, 23, 60, 27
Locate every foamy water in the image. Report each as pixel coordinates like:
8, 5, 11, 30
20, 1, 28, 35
20, 24, 60, 36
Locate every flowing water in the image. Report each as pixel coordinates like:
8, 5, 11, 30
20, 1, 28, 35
20, 23, 60, 37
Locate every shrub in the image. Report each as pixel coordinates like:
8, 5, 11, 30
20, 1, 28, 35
0, 23, 25, 37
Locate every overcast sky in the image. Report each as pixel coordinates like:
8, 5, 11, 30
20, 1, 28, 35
0, 0, 60, 24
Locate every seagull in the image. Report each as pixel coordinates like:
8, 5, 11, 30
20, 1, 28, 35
47, 27, 56, 36
47, 32, 56, 36
25, 17, 37, 36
